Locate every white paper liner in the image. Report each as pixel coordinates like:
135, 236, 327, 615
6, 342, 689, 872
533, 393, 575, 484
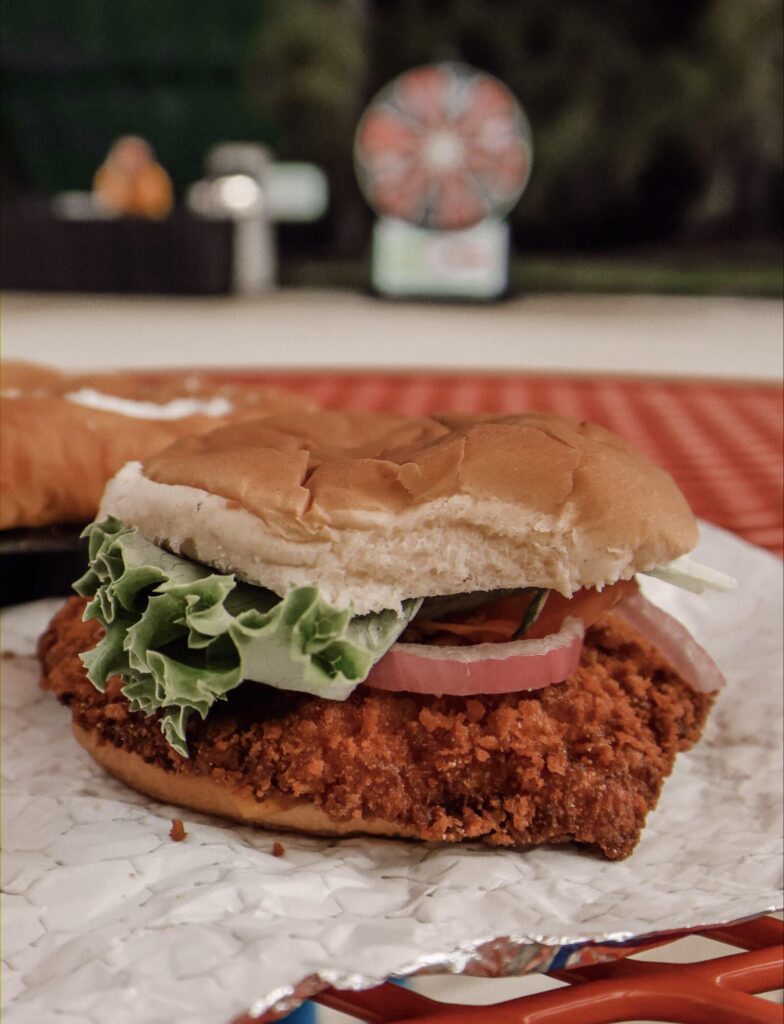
2, 521, 782, 1024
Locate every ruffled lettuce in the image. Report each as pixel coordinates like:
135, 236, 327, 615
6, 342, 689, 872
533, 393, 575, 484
74, 518, 420, 756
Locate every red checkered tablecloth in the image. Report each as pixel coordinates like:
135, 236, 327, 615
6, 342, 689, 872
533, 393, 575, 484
216, 371, 784, 557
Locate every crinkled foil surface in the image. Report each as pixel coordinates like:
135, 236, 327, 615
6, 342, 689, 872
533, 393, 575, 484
2, 522, 782, 1024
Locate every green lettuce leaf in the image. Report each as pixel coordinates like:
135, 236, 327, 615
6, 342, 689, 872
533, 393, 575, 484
75, 517, 421, 756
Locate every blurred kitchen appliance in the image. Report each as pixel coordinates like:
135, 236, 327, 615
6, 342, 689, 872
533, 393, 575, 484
187, 144, 328, 295
355, 63, 533, 299
187, 143, 274, 295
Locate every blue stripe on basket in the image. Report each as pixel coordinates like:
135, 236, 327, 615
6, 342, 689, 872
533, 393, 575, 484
279, 1004, 317, 1024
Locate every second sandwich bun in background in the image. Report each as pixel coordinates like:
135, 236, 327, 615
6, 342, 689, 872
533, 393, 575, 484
0, 362, 316, 530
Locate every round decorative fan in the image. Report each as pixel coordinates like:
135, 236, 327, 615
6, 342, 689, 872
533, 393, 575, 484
355, 63, 533, 231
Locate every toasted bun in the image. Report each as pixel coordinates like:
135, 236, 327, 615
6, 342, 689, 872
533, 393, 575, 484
73, 724, 417, 840
0, 363, 315, 529
100, 410, 698, 613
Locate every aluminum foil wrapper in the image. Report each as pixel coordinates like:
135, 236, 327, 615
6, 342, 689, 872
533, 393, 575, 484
2, 522, 782, 1024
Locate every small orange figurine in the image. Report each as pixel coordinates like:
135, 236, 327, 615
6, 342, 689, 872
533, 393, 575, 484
93, 135, 174, 219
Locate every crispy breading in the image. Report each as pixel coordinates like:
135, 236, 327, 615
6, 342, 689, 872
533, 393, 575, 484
39, 597, 714, 859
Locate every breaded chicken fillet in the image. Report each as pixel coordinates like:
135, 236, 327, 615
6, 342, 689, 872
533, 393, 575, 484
42, 596, 713, 861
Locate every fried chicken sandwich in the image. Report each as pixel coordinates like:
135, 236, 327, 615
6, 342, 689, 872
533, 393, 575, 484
39, 410, 732, 859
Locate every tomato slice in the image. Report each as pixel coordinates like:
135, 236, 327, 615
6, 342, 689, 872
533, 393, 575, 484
525, 579, 638, 639
406, 578, 638, 646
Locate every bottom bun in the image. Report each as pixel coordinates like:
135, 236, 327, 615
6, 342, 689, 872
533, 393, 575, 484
73, 723, 418, 840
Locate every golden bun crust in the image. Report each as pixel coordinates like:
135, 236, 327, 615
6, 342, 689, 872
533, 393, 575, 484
0, 362, 315, 529
1, 360, 66, 393
102, 409, 698, 612
73, 724, 417, 840
0, 360, 316, 407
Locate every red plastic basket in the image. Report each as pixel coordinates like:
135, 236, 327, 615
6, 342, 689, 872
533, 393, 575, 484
310, 916, 784, 1024
232, 917, 783, 1024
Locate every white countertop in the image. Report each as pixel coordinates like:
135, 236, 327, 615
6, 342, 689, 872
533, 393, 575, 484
2, 290, 782, 380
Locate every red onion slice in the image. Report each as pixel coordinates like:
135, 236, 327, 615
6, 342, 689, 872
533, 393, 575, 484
364, 617, 585, 696
614, 591, 726, 693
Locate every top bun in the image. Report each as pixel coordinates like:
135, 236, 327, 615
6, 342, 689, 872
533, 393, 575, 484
100, 410, 698, 614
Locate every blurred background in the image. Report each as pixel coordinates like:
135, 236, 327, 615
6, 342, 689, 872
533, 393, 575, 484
2, 0, 782, 299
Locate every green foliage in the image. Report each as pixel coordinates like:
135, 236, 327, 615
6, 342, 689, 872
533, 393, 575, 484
2, 0, 273, 191
2, 0, 781, 246
363, 0, 782, 244
278, 255, 784, 297
244, 0, 368, 165
243, 0, 369, 248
